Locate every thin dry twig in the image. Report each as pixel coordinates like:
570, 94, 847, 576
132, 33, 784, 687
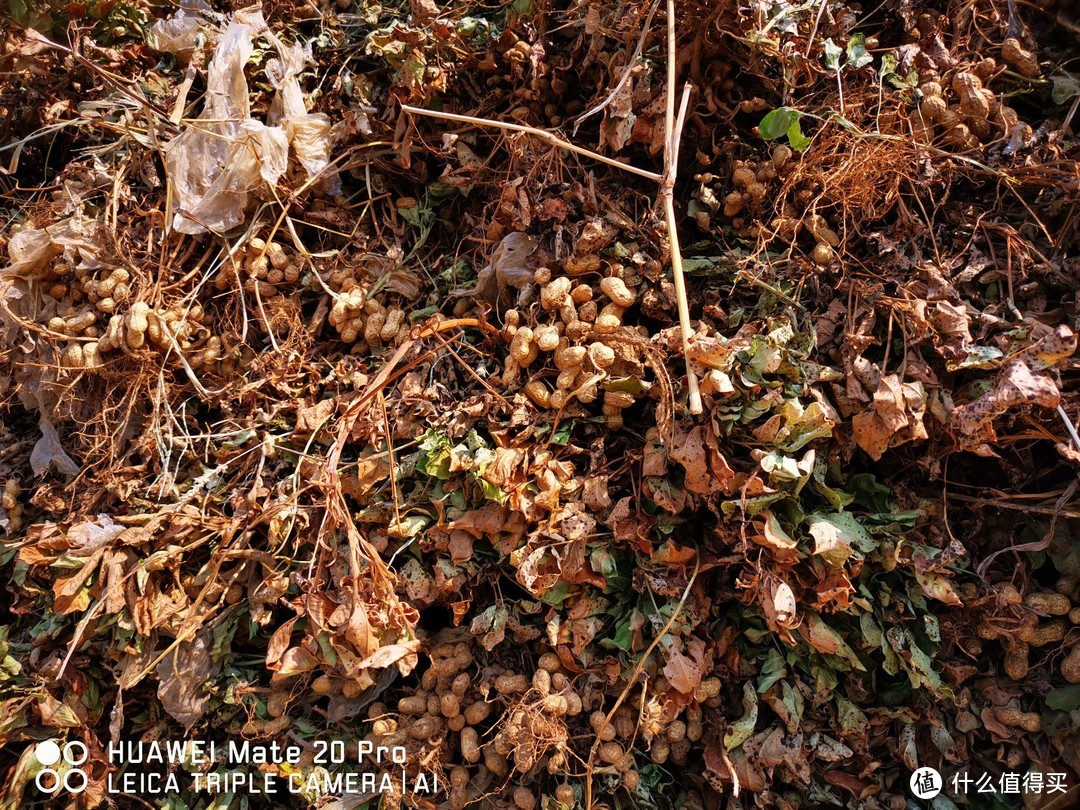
399, 105, 662, 183
571, 0, 662, 134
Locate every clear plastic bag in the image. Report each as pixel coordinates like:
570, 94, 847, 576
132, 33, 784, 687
165, 9, 333, 235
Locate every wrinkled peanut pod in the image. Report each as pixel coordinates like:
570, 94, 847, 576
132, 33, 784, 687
460, 727, 481, 762
555, 784, 575, 805
604, 390, 635, 410
543, 694, 569, 715
536, 325, 561, 352
398, 695, 428, 716
555, 345, 586, 370
409, 715, 443, 739
1024, 592, 1072, 616
1062, 646, 1080, 683
364, 310, 386, 344
541, 276, 572, 310
463, 700, 492, 726
600, 276, 635, 308
1001, 38, 1039, 78
1004, 642, 1029, 680
556, 368, 578, 390
83, 342, 102, 368
513, 786, 536, 810
812, 243, 835, 266
510, 327, 536, 366
588, 342, 615, 369
594, 304, 623, 334
61, 343, 84, 368
267, 242, 288, 269
524, 380, 551, 409
66, 310, 97, 333
494, 673, 530, 694
598, 742, 624, 766
484, 747, 509, 777
381, 309, 405, 342
571, 284, 593, 304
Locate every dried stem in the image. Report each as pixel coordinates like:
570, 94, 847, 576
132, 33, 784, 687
664, 82, 702, 415
400, 105, 662, 183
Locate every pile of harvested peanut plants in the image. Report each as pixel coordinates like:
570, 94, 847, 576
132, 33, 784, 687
1, 0, 1079, 808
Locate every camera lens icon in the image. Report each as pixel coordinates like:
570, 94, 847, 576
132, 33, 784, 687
34, 740, 88, 794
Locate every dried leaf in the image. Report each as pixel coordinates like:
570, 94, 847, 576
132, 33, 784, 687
664, 642, 702, 695
156, 633, 218, 729
914, 570, 963, 606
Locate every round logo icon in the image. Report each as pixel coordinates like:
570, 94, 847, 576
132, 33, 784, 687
34, 740, 88, 794
910, 766, 942, 799
34, 741, 62, 767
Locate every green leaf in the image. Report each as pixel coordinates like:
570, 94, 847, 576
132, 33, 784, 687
881, 52, 919, 90
541, 580, 572, 607
847, 473, 891, 512
859, 613, 883, 648
476, 476, 509, 505
822, 38, 843, 71
835, 696, 868, 733
886, 626, 945, 693
551, 420, 575, 446
1051, 73, 1080, 105
607, 611, 637, 652
759, 107, 800, 141
1046, 685, 1080, 711
785, 117, 811, 151
880, 52, 898, 80
756, 648, 787, 693
846, 34, 873, 70
397, 202, 432, 228
416, 430, 452, 479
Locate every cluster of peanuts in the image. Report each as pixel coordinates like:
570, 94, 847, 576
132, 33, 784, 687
39, 258, 235, 373
360, 642, 498, 810
695, 145, 827, 243
641, 675, 720, 767
720, 144, 793, 221
214, 237, 301, 299
356, 646, 640, 809
916, 64, 1032, 150
972, 583, 1080, 683
770, 211, 841, 266
327, 281, 409, 348
315, 255, 414, 351
490, 653, 583, 776
695, 146, 845, 266
42, 264, 125, 368
505, 265, 643, 428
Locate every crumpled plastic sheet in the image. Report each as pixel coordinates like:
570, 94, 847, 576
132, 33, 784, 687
164, 8, 333, 235
67, 515, 126, 551
30, 414, 81, 477
266, 37, 333, 182
149, 0, 213, 55
1, 216, 104, 285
